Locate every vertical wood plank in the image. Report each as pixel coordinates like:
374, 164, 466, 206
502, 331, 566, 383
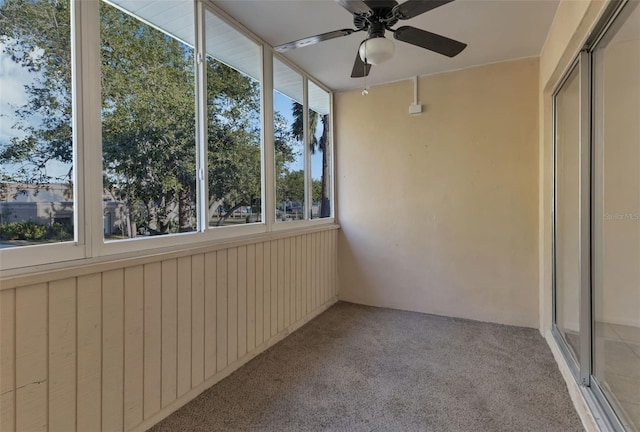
328, 231, 332, 301
289, 237, 298, 323
246, 244, 256, 352
204, 252, 217, 379
255, 243, 264, 347
263, 242, 271, 343
303, 234, 309, 315
296, 236, 302, 321
177, 256, 192, 398
322, 231, 327, 304
320, 232, 325, 305
102, 269, 124, 432
317, 233, 322, 307
124, 266, 144, 430
191, 254, 205, 387
313, 233, 321, 310
270, 241, 278, 337
227, 248, 238, 365
328, 232, 332, 300
0, 289, 15, 432
299, 236, 303, 316
237, 246, 247, 359
49, 278, 77, 432
161, 260, 178, 408
77, 274, 102, 431
310, 233, 316, 310
320, 232, 325, 304
216, 250, 228, 372
332, 230, 337, 297
15, 283, 47, 432
280, 238, 287, 330
286, 237, 293, 327
143, 262, 162, 418
308, 234, 312, 311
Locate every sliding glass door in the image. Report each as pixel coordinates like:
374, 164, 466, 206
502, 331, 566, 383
553, 1, 640, 430
592, 3, 640, 430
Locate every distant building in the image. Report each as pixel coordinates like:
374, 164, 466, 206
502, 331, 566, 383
0, 183, 73, 227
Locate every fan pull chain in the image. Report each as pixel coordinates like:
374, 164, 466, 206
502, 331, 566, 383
362, 45, 369, 96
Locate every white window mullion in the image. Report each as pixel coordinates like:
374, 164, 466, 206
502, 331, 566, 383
303, 77, 311, 220
195, 0, 208, 232
79, 0, 103, 258
329, 91, 336, 220
263, 48, 275, 230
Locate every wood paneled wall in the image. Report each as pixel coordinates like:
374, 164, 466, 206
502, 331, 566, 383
0, 227, 338, 432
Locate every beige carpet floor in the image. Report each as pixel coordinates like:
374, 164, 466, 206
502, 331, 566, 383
149, 302, 583, 432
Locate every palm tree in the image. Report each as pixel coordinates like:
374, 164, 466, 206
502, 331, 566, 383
291, 103, 331, 218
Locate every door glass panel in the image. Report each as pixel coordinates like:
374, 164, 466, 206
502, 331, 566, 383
554, 66, 581, 362
593, 3, 640, 430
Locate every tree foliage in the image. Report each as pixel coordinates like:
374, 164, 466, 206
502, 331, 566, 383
0, 0, 298, 236
0, 0, 73, 185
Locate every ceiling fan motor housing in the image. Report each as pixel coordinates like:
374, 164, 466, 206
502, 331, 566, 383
353, 0, 399, 32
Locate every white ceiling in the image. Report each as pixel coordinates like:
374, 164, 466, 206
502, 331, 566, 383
213, 0, 559, 92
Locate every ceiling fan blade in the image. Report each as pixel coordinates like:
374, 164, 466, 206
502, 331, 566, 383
394, 26, 466, 57
393, 0, 455, 20
351, 48, 372, 78
336, 0, 373, 16
274, 29, 355, 52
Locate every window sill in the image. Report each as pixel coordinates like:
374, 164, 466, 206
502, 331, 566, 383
0, 222, 339, 287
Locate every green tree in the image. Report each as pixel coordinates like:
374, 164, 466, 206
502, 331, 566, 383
1, 0, 297, 234
0, 0, 73, 187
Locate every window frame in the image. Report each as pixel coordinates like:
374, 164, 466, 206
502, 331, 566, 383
0, 0, 335, 273
270, 53, 335, 232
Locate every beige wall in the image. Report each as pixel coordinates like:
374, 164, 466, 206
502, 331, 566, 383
335, 58, 540, 328
0, 227, 338, 432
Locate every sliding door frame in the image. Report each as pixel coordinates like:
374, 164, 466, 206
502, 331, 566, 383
552, 1, 638, 430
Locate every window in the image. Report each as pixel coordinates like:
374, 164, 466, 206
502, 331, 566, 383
273, 58, 305, 222
308, 81, 332, 219
205, 9, 262, 228
0, 1, 334, 271
0, 0, 75, 248
101, 0, 197, 240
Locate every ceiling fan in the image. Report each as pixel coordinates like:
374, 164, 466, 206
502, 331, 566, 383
274, 0, 467, 78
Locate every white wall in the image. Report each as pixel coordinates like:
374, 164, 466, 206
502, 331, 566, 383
0, 227, 338, 432
335, 58, 540, 328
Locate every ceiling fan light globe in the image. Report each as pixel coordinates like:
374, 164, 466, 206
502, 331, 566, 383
359, 36, 394, 65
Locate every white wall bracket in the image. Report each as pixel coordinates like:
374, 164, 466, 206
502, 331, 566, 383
409, 76, 423, 115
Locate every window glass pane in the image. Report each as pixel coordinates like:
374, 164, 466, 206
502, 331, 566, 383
206, 10, 262, 227
554, 66, 581, 362
101, 0, 196, 240
0, 0, 74, 248
308, 81, 331, 219
593, 3, 640, 430
273, 58, 304, 222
